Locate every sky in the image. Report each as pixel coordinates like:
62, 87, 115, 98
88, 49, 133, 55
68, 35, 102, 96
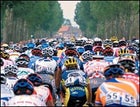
58, 1, 80, 27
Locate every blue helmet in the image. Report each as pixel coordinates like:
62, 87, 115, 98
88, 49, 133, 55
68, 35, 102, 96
76, 46, 85, 55
56, 43, 64, 50
84, 44, 93, 51
13, 78, 34, 95
27, 73, 42, 86
104, 64, 125, 77
27, 42, 35, 49
41, 43, 49, 49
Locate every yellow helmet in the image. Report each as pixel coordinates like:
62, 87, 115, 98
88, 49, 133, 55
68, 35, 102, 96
110, 36, 118, 42
118, 48, 129, 56
64, 57, 78, 68
120, 53, 135, 61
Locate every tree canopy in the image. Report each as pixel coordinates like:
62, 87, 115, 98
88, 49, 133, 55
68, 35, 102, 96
1, 1, 64, 42
74, 1, 139, 40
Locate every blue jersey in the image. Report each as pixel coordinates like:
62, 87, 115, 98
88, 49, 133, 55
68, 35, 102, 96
104, 56, 115, 64
61, 69, 89, 87
28, 55, 41, 70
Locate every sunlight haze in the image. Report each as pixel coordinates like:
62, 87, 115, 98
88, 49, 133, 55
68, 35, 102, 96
58, 1, 80, 27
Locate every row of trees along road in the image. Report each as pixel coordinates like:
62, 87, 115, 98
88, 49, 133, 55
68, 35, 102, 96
1, 1, 64, 43
74, 1, 139, 40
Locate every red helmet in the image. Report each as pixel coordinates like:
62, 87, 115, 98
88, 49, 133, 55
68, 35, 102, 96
31, 48, 42, 56
103, 47, 114, 56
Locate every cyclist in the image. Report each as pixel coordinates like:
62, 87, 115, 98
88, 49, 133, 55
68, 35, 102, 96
1, 60, 15, 106
118, 56, 139, 94
4, 65, 19, 89
16, 56, 34, 79
7, 78, 46, 106
95, 64, 139, 106
34, 47, 57, 102
28, 47, 42, 70
27, 73, 54, 106
60, 57, 92, 106
103, 47, 115, 64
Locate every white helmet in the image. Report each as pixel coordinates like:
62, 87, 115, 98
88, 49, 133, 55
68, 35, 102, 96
4, 65, 18, 75
42, 47, 54, 57
94, 37, 102, 42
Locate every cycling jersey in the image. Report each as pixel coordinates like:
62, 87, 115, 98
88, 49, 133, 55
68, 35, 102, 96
17, 67, 34, 79
61, 69, 89, 87
104, 56, 115, 65
34, 85, 53, 103
61, 69, 89, 106
1, 84, 14, 106
7, 95, 46, 106
123, 73, 139, 94
6, 77, 18, 89
35, 57, 57, 74
28, 55, 41, 70
95, 78, 138, 106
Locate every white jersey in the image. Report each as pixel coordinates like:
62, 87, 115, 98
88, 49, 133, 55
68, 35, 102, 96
17, 67, 34, 79
7, 95, 46, 106
2, 58, 14, 69
35, 58, 57, 75
84, 59, 109, 79
1, 84, 15, 106
34, 85, 52, 103
113, 57, 120, 64
5, 77, 18, 89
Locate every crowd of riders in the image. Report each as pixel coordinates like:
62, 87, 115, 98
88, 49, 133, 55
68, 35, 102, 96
0, 35, 139, 106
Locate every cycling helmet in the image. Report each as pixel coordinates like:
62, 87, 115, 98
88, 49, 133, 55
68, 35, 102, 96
21, 46, 28, 52
65, 42, 75, 48
4, 65, 18, 75
118, 48, 129, 56
81, 50, 93, 61
75, 40, 85, 46
13, 45, 21, 52
119, 40, 127, 47
118, 57, 136, 73
93, 46, 103, 54
113, 41, 119, 47
27, 73, 42, 86
1, 51, 10, 59
16, 57, 29, 66
42, 47, 54, 57
1, 43, 9, 50
103, 39, 113, 48
93, 37, 102, 46
110, 36, 118, 42
27, 42, 35, 49
31, 48, 42, 56
41, 43, 49, 49
64, 57, 78, 68
19, 54, 30, 62
65, 47, 78, 56
56, 43, 64, 50
13, 78, 34, 95
76, 46, 85, 55
127, 45, 137, 54
104, 64, 125, 77
84, 44, 93, 51
1, 73, 6, 84
103, 47, 114, 56
40, 39, 46, 44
